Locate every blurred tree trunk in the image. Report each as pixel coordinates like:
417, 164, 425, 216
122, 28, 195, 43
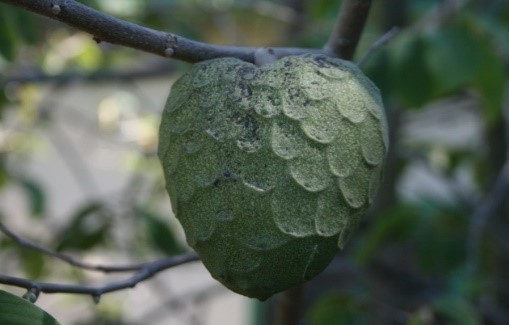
484, 92, 509, 322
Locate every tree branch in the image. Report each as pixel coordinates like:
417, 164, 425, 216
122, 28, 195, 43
0, 252, 199, 300
324, 0, 373, 60
357, 26, 400, 67
467, 158, 509, 275
0, 221, 178, 273
0, 0, 320, 63
1, 63, 176, 85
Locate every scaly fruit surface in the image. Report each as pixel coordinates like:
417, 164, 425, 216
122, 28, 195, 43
158, 54, 388, 300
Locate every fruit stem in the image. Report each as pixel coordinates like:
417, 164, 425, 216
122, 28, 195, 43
324, 0, 373, 60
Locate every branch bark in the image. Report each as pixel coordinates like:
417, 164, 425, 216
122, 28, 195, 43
324, 0, 373, 60
0, 221, 192, 273
0, 253, 199, 299
0, 0, 320, 63
0, 221, 199, 299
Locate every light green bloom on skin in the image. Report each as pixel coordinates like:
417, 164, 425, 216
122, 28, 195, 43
158, 54, 388, 300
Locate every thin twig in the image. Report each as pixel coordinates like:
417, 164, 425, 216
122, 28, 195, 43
357, 27, 400, 67
0, 0, 321, 63
1, 63, 176, 85
0, 253, 199, 299
467, 159, 509, 275
0, 221, 197, 273
324, 0, 373, 60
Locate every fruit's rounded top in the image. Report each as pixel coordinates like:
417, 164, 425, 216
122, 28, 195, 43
158, 54, 388, 300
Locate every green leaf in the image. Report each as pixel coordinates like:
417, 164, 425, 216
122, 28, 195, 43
425, 27, 483, 93
307, 294, 369, 325
354, 204, 418, 263
137, 207, 184, 256
0, 5, 17, 61
13, 9, 40, 45
0, 290, 60, 325
432, 296, 481, 325
472, 45, 505, 125
19, 248, 46, 279
56, 202, 111, 251
364, 51, 393, 100
414, 212, 467, 275
424, 23, 506, 124
390, 34, 435, 107
18, 178, 46, 218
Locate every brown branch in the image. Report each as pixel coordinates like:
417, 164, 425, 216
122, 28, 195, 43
357, 27, 400, 67
0, 220, 199, 300
0, 221, 163, 273
1, 63, 176, 85
324, 0, 373, 60
0, 0, 320, 63
0, 253, 199, 300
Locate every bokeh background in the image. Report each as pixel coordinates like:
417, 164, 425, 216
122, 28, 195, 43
1, 0, 509, 324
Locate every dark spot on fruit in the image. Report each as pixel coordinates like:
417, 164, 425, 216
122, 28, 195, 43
312, 55, 329, 68
257, 242, 268, 249
238, 66, 258, 80
268, 95, 278, 106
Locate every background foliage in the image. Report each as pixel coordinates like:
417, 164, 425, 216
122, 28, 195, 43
1, 0, 509, 324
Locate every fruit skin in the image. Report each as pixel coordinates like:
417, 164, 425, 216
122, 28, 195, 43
158, 54, 388, 300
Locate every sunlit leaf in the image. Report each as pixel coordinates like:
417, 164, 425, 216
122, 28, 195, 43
0, 290, 60, 325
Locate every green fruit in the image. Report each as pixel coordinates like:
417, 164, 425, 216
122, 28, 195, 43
158, 54, 388, 300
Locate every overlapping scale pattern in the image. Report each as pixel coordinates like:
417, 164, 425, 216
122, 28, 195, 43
158, 54, 388, 300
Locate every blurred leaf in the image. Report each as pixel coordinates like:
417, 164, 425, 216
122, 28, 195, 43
18, 178, 46, 218
354, 204, 418, 263
12, 9, 40, 45
307, 294, 369, 325
56, 202, 111, 251
19, 248, 46, 279
364, 51, 393, 100
0, 5, 17, 61
355, 201, 468, 275
309, 0, 339, 20
0, 290, 60, 325
391, 34, 435, 107
0, 158, 8, 189
414, 209, 467, 275
425, 27, 483, 93
472, 45, 505, 125
432, 296, 481, 325
425, 22, 506, 124
137, 207, 184, 256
